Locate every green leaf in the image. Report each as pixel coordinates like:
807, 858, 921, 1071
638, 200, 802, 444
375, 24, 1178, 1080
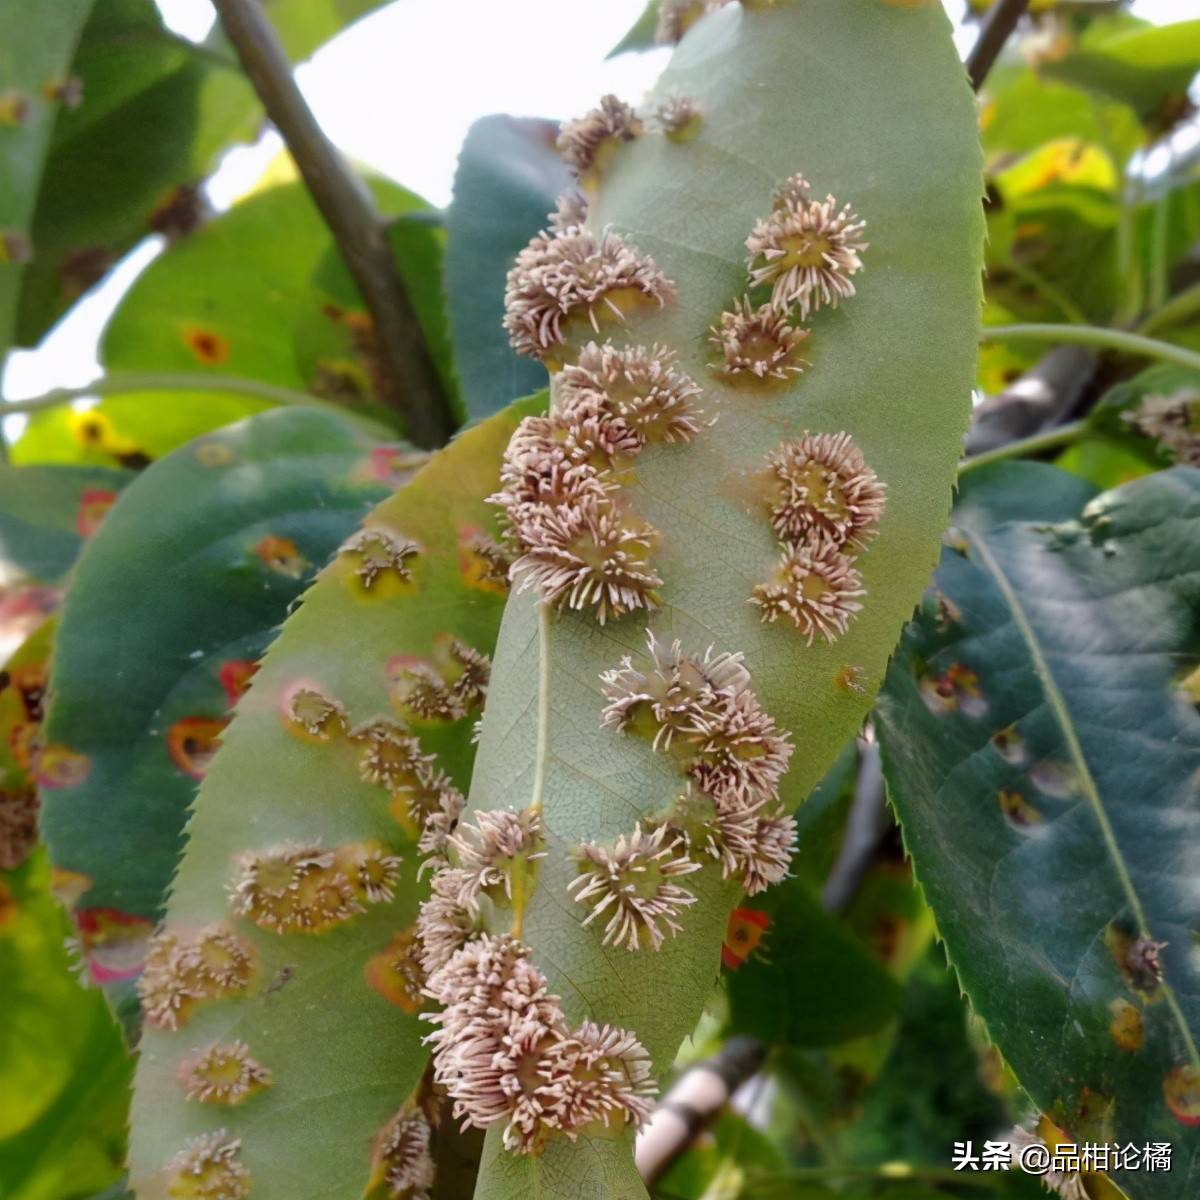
16, 0, 396, 344
0, 854, 132, 1200
876, 463, 1200, 1200
980, 66, 1144, 171
38, 408, 406, 1015
1043, 18, 1200, 125
99, 178, 450, 431
0, 0, 95, 360
0, 621, 131, 1200
466, 0, 982, 1194
445, 115, 572, 420
126, 397, 541, 1200
607, 2, 661, 57
0, 464, 132, 585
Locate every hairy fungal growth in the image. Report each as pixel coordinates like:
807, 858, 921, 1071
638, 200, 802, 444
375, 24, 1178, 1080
764, 432, 886, 548
178, 1041, 271, 1106
599, 635, 797, 895
654, 94, 702, 142
372, 1110, 436, 1200
568, 824, 700, 950
752, 537, 865, 642
493, 340, 703, 622
708, 297, 810, 382
339, 527, 420, 589
746, 173, 867, 318
165, 1130, 250, 1200
444, 806, 547, 912
421, 934, 656, 1154
752, 431, 885, 641
138, 925, 255, 1030
557, 94, 643, 184
503, 215, 675, 362
281, 683, 346, 740
229, 841, 401, 934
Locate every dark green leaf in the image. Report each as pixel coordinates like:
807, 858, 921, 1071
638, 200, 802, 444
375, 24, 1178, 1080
0, 465, 132, 586
877, 463, 1200, 1200
0, 0, 95, 360
444, 115, 571, 420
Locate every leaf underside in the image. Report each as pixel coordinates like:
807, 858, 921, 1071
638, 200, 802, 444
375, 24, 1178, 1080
467, 1, 983, 1195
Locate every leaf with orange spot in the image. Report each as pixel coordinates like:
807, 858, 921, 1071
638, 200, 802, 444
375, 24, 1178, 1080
165, 717, 228, 781
0, 464, 132, 586
879, 462, 1200, 1197
182, 325, 230, 366
253, 535, 308, 579
721, 907, 770, 970
40, 410, 408, 945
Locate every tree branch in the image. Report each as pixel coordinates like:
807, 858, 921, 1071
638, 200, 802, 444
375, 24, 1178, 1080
210, 0, 454, 449
967, 0, 1030, 92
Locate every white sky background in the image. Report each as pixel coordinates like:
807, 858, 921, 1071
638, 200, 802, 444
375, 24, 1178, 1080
1, 0, 1188, 410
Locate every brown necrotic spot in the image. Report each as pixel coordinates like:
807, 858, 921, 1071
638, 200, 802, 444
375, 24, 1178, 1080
0, 788, 38, 870
339, 527, 419, 590
178, 1040, 271, 1105
182, 326, 230, 366
280, 682, 346, 741
166, 1131, 250, 1200
166, 717, 227, 781
998, 788, 1043, 829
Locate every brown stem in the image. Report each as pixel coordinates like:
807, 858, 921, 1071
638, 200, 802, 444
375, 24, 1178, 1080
967, 0, 1030, 92
210, 0, 454, 448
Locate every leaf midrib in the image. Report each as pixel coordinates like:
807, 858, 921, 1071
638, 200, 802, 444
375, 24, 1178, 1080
964, 526, 1200, 1069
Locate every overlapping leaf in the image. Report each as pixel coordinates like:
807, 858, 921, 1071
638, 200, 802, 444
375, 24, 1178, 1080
127, 398, 540, 1200
445, 115, 571, 420
16, 0, 397, 343
38, 408, 409, 1020
877, 462, 1200, 1200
